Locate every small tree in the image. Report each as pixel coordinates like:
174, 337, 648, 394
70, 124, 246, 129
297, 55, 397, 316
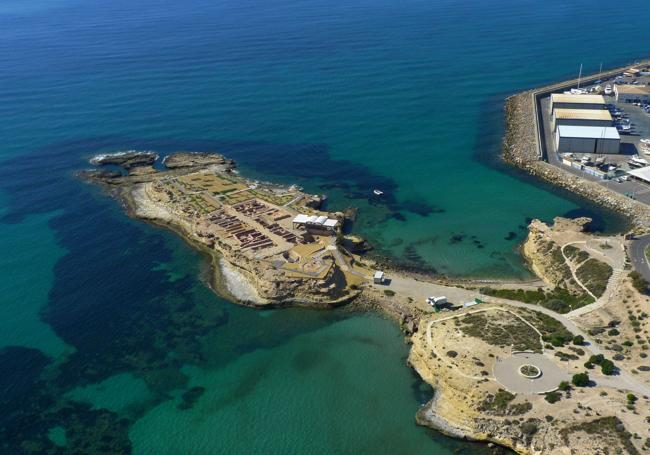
589, 354, 604, 365
551, 337, 564, 347
558, 381, 571, 392
600, 359, 615, 375
572, 372, 590, 387
572, 335, 585, 346
544, 391, 561, 404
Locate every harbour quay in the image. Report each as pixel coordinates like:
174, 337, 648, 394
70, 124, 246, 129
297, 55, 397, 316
503, 59, 650, 229
538, 66, 650, 205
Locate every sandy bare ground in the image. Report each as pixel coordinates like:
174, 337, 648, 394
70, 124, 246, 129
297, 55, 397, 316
380, 274, 650, 396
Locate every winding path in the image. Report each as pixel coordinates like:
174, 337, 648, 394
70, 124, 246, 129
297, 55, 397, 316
424, 303, 650, 396
560, 242, 597, 301
385, 274, 650, 395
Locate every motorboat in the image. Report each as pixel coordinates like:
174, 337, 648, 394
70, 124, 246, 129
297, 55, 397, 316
373, 189, 384, 196
640, 141, 650, 155
628, 156, 648, 168
604, 84, 613, 95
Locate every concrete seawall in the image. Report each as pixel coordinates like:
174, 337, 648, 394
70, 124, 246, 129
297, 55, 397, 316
502, 60, 650, 231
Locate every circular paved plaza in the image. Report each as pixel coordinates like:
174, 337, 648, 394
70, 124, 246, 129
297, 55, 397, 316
493, 352, 568, 394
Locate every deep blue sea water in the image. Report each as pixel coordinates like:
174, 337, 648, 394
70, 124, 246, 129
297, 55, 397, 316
1, 0, 650, 453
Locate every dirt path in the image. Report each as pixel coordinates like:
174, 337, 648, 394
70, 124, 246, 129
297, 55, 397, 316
383, 273, 650, 396
560, 242, 597, 301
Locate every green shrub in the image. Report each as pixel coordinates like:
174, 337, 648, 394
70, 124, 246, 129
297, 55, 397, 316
558, 381, 571, 391
630, 271, 649, 294
520, 421, 538, 436
545, 391, 561, 404
572, 335, 585, 345
600, 359, 615, 375
383, 289, 395, 297
572, 372, 590, 387
589, 354, 605, 365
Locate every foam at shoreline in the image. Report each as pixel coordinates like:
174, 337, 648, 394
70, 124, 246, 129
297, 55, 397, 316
218, 258, 264, 304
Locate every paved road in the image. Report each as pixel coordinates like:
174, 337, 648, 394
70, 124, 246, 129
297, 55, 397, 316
630, 235, 650, 284
494, 353, 566, 394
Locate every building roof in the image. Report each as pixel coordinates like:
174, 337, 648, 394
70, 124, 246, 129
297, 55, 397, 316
627, 166, 650, 183
550, 93, 606, 105
615, 84, 650, 95
554, 109, 612, 121
556, 125, 620, 140
293, 213, 339, 228
373, 271, 384, 279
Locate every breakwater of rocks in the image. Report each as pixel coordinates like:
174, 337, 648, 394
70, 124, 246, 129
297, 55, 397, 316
502, 61, 650, 231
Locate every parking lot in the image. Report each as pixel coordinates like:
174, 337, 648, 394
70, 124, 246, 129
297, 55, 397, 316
541, 71, 650, 205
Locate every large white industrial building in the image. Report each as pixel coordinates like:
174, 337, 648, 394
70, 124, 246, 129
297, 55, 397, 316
555, 125, 620, 154
550, 93, 606, 112
552, 108, 613, 130
614, 85, 650, 103
627, 166, 650, 184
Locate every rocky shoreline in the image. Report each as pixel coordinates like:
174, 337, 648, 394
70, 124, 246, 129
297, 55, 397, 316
82, 150, 647, 454
83, 151, 361, 309
502, 65, 650, 231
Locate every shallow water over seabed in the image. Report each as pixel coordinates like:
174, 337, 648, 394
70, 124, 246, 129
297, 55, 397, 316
1, 0, 650, 453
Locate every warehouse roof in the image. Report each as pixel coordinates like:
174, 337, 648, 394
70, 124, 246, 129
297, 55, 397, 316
627, 166, 650, 183
292, 213, 339, 228
614, 84, 650, 95
554, 109, 612, 121
550, 93, 606, 105
556, 125, 620, 140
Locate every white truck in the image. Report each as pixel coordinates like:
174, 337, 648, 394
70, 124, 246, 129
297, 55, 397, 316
426, 296, 447, 306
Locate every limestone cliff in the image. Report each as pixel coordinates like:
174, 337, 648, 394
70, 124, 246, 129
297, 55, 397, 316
521, 217, 588, 293
129, 184, 354, 307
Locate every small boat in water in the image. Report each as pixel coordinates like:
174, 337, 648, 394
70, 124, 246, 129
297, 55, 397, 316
373, 189, 384, 196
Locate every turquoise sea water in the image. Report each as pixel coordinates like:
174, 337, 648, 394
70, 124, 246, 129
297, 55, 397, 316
1, 0, 650, 453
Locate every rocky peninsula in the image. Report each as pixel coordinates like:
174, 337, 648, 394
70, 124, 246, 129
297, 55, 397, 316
81, 151, 366, 307
82, 150, 650, 454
